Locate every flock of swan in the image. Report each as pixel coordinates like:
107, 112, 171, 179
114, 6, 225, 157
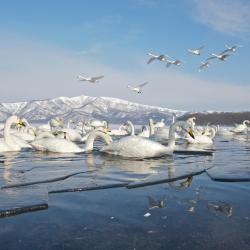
147, 44, 242, 72
0, 115, 249, 158
76, 44, 241, 95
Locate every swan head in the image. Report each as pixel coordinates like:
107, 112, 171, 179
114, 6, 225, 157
186, 127, 195, 139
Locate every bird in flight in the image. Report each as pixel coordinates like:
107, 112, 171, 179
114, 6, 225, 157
77, 75, 104, 83
187, 45, 205, 56
166, 58, 183, 68
127, 82, 148, 94
147, 53, 168, 64
199, 61, 211, 72
220, 44, 242, 54
206, 53, 230, 61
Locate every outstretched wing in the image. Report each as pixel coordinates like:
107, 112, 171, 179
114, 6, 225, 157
92, 75, 104, 81
198, 45, 205, 50
166, 62, 172, 68
137, 82, 148, 88
78, 75, 89, 81
147, 57, 156, 64
205, 56, 216, 61
127, 85, 134, 90
220, 48, 230, 55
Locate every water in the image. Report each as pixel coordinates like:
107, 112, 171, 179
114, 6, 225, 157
0, 134, 250, 249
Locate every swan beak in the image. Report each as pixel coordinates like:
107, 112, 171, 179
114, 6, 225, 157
187, 128, 195, 139
18, 120, 26, 127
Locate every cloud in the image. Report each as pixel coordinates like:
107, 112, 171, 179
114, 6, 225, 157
0, 34, 249, 111
192, 0, 250, 35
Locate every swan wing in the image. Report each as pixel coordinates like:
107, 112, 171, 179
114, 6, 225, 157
147, 57, 156, 64
137, 82, 148, 88
92, 75, 104, 81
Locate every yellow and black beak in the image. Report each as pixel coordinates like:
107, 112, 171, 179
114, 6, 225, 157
187, 127, 195, 139
18, 119, 26, 127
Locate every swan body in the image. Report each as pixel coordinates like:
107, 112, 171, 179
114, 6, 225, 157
100, 121, 194, 158
0, 116, 25, 152
31, 130, 112, 153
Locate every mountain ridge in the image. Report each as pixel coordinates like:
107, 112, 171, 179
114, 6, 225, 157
0, 95, 186, 124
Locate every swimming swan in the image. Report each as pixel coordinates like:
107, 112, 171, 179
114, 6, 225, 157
100, 121, 194, 158
0, 116, 26, 152
230, 120, 249, 134
31, 130, 112, 153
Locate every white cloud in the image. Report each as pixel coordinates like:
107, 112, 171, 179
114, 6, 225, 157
192, 0, 250, 35
0, 34, 249, 111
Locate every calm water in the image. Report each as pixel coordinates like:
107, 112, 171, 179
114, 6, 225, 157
0, 134, 250, 250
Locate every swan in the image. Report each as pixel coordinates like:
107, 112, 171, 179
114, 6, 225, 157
166, 59, 183, 68
31, 129, 112, 153
231, 120, 249, 134
127, 82, 148, 94
108, 124, 129, 136
77, 75, 104, 83
187, 46, 204, 55
199, 61, 211, 72
221, 44, 242, 54
186, 127, 216, 144
147, 53, 168, 64
0, 116, 26, 152
206, 53, 230, 61
90, 120, 108, 128
100, 121, 195, 158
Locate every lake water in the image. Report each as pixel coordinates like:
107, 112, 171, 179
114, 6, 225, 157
0, 133, 250, 250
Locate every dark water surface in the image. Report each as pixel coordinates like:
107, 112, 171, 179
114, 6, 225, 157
0, 134, 250, 250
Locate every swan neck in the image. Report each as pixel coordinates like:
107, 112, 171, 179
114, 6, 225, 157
168, 123, 177, 148
127, 121, 135, 136
4, 117, 16, 146
209, 128, 216, 139
149, 119, 155, 136
85, 131, 112, 152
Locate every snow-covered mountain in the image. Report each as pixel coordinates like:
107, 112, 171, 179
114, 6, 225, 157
0, 95, 186, 124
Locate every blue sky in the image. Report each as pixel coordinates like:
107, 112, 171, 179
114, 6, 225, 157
0, 0, 249, 111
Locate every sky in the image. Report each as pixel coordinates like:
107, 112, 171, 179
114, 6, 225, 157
0, 0, 250, 111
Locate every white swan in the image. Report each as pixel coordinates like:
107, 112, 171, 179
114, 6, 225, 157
108, 124, 129, 136
166, 59, 183, 68
31, 130, 112, 153
186, 127, 216, 144
206, 53, 230, 61
0, 116, 26, 152
187, 46, 204, 55
231, 120, 249, 134
127, 82, 148, 94
199, 61, 211, 72
147, 53, 168, 64
100, 121, 194, 158
78, 75, 104, 83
